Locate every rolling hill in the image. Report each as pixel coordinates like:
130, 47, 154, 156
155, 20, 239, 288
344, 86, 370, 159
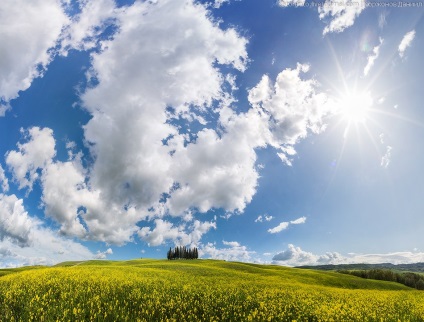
0, 259, 423, 321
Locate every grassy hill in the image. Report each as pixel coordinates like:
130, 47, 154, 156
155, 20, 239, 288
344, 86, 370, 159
1, 259, 424, 321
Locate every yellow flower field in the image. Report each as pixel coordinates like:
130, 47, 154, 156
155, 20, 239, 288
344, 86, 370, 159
0, 259, 423, 321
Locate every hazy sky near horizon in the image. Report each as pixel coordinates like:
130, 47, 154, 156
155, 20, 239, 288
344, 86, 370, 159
0, 0, 424, 267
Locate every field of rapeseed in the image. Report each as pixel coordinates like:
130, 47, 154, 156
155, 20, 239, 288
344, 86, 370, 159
1, 259, 424, 321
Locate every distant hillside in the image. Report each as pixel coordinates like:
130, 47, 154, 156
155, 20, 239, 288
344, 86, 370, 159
297, 262, 424, 273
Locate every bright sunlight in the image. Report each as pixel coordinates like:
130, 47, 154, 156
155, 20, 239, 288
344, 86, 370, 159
338, 90, 373, 124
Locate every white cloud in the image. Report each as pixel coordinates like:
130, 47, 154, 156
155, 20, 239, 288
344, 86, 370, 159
364, 38, 383, 76
290, 216, 307, 225
0, 192, 94, 268
378, 11, 388, 29
0, 0, 69, 113
0, 194, 35, 247
4, 1, 335, 249
379, 133, 385, 144
0, 165, 9, 192
213, 0, 241, 8
381, 145, 392, 168
268, 222, 290, 234
200, 240, 255, 262
398, 30, 416, 58
81, 0, 249, 220
318, 0, 366, 35
6, 127, 56, 191
272, 244, 424, 266
248, 64, 335, 165
60, 0, 117, 53
94, 248, 113, 259
272, 244, 346, 266
6, 127, 142, 244
278, 0, 306, 7
255, 214, 273, 223
223, 240, 241, 247
268, 216, 307, 234
138, 219, 216, 247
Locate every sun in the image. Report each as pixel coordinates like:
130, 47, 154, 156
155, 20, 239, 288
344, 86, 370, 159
338, 90, 373, 124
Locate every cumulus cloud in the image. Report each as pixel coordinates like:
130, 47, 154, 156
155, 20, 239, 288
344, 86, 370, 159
273, 244, 346, 266
0, 194, 35, 247
4, 1, 335, 249
398, 30, 415, 58
268, 222, 290, 234
60, 0, 118, 53
268, 216, 307, 234
0, 165, 9, 192
6, 127, 142, 244
248, 63, 334, 165
81, 0, 249, 221
272, 244, 424, 266
364, 38, 383, 76
318, 0, 366, 35
200, 240, 255, 262
138, 219, 216, 247
0, 192, 94, 267
94, 248, 113, 260
6, 127, 56, 191
0, 0, 69, 114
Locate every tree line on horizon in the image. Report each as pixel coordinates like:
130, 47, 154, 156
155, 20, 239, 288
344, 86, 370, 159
167, 246, 198, 260
339, 269, 424, 290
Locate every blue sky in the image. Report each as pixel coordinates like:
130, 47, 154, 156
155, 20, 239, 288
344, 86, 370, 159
0, 0, 424, 267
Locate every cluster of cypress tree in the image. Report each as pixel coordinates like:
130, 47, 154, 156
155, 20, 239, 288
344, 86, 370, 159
167, 246, 198, 260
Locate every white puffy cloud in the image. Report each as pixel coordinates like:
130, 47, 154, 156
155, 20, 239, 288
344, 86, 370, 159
0, 194, 34, 247
6, 127, 142, 244
398, 30, 416, 58
364, 38, 383, 76
200, 240, 255, 261
94, 248, 113, 259
6, 127, 56, 191
138, 219, 216, 247
80, 0, 253, 224
0, 165, 9, 192
268, 222, 290, 234
248, 64, 334, 165
272, 244, 345, 266
290, 216, 306, 225
4, 1, 335, 248
272, 244, 424, 266
318, 0, 366, 35
0, 0, 69, 114
60, 0, 117, 53
268, 216, 307, 234
0, 192, 94, 267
